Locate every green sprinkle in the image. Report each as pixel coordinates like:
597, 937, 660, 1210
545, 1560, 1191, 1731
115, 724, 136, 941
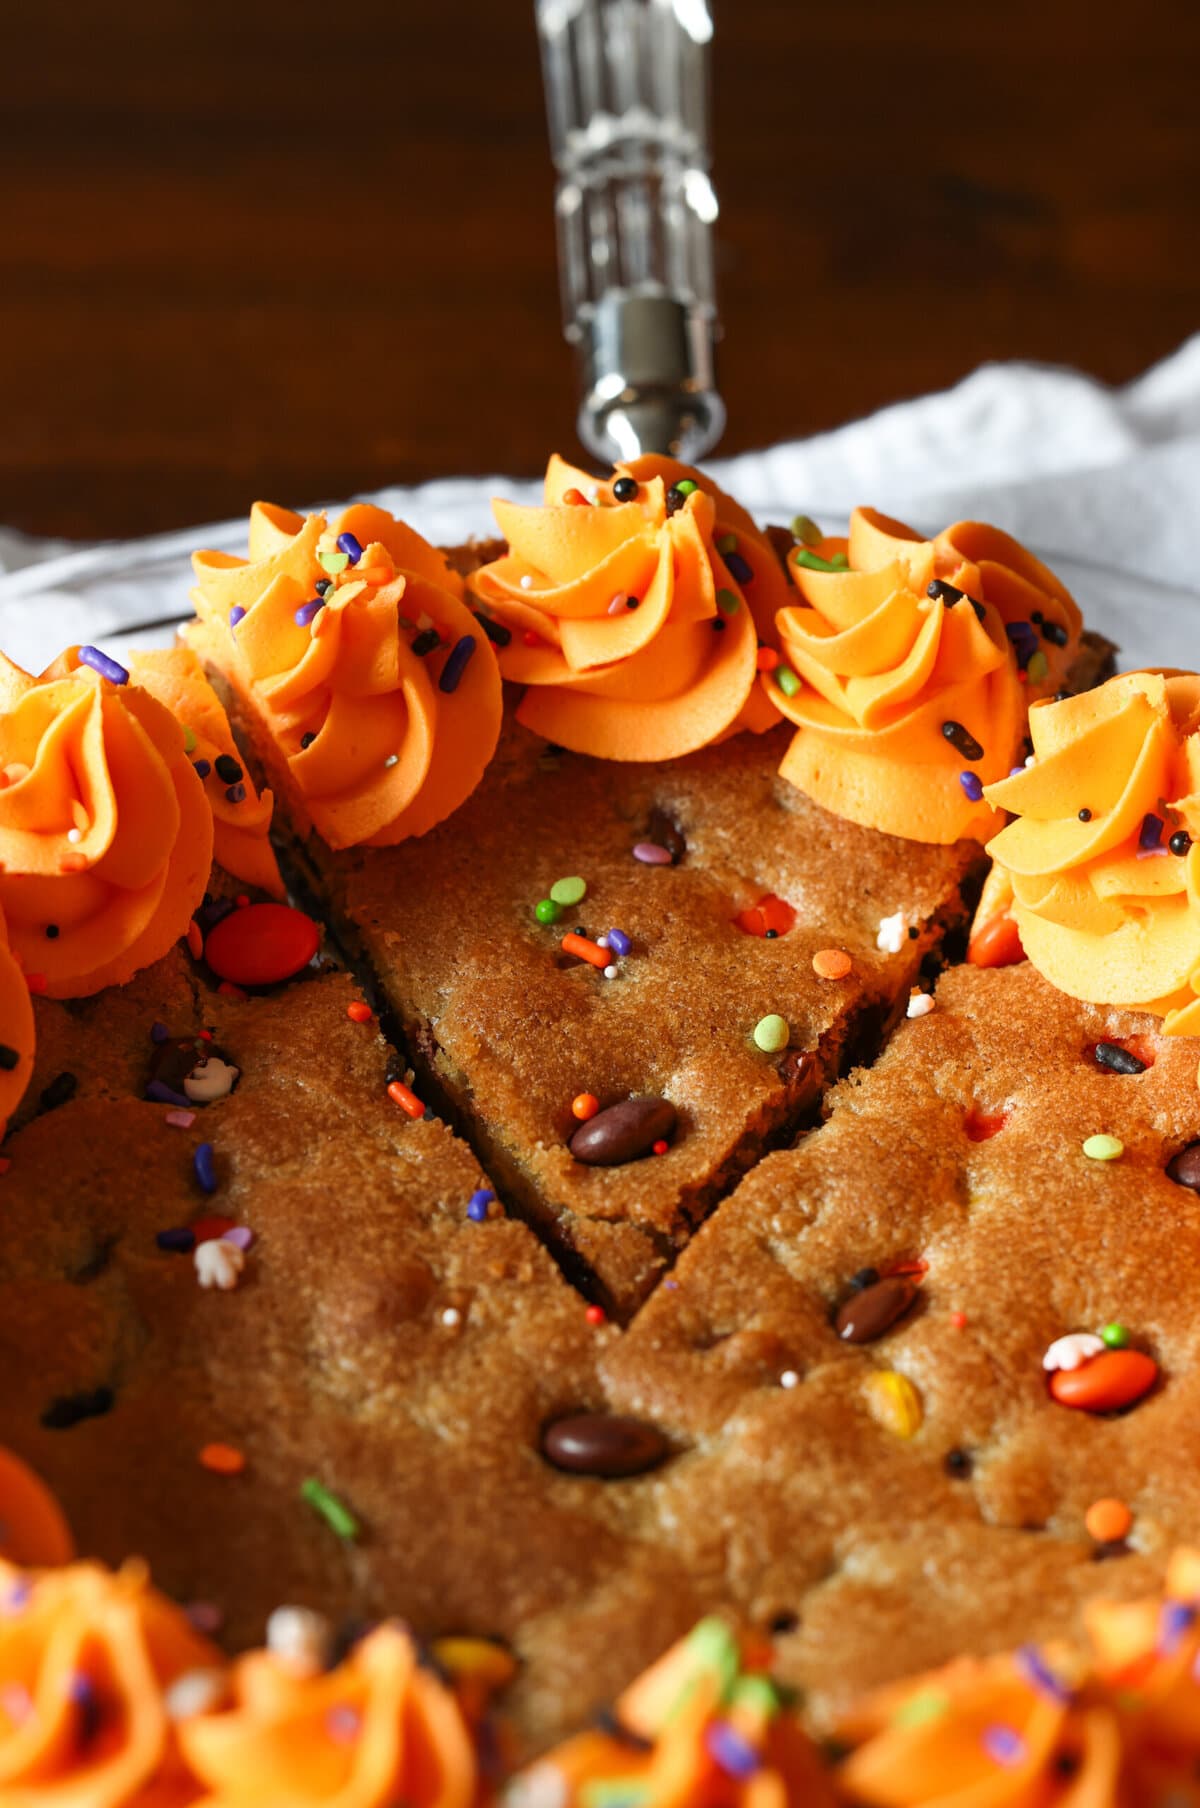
182, 726, 197, 753
318, 549, 350, 575
892, 1689, 950, 1728
753, 1013, 789, 1054
729, 1674, 781, 1718
300, 1477, 360, 1541
716, 533, 738, 555
790, 514, 822, 547
685, 1616, 741, 1702
793, 548, 849, 573
580, 1782, 650, 1808
535, 898, 562, 926
1027, 650, 1049, 681
549, 875, 587, 907
775, 666, 800, 697
1101, 1322, 1130, 1348
716, 588, 740, 615
1083, 1133, 1124, 1162
673, 478, 698, 496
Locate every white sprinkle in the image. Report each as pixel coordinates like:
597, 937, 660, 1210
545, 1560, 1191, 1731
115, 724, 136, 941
519, 574, 534, 590
779, 1369, 800, 1390
596, 934, 610, 949
67, 828, 82, 844
194, 1238, 245, 1292
266, 1605, 331, 1676
164, 1667, 228, 1720
603, 964, 619, 979
1042, 1332, 1104, 1373
907, 991, 935, 1019
875, 911, 907, 955
1025, 754, 1036, 767
383, 753, 399, 768
441, 1307, 462, 1328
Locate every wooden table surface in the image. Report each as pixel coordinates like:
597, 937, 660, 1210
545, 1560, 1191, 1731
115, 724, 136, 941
4, 0, 1199, 540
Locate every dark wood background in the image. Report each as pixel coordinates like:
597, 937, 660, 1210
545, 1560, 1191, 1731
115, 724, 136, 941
4, 1, 1199, 540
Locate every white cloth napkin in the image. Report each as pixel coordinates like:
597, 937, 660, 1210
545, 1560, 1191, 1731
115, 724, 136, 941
3, 337, 1199, 675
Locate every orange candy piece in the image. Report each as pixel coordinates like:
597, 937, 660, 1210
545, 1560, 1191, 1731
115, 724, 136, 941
1050, 1349, 1158, 1412
204, 902, 320, 986
735, 893, 795, 938
968, 912, 1025, 968
572, 1093, 599, 1121
1085, 1498, 1133, 1543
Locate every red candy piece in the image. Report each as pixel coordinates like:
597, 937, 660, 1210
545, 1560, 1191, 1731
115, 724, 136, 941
204, 903, 319, 986
734, 893, 796, 938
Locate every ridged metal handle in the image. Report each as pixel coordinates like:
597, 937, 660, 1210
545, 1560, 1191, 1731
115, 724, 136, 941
536, 0, 724, 463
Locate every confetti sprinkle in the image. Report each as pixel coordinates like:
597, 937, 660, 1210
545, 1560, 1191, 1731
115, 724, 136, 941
300, 1477, 360, 1542
632, 841, 672, 865
1083, 1133, 1124, 1162
550, 875, 587, 907
752, 1014, 789, 1054
165, 1110, 196, 1129
812, 948, 852, 981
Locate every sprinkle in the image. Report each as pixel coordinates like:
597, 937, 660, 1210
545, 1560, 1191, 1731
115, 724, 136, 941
866, 1369, 923, 1437
573, 1093, 600, 1121
779, 1369, 800, 1389
632, 841, 672, 865
199, 1442, 245, 1476
467, 1188, 494, 1223
585, 1305, 607, 1327
606, 928, 632, 957
1026, 650, 1049, 681
550, 875, 587, 906
706, 1719, 761, 1779
535, 898, 562, 925
561, 488, 588, 507
1043, 1333, 1104, 1372
982, 1723, 1026, 1767
756, 646, 779, 672
723, 550, 754, 586
1169, 829, 1192, 856
214, 754, 242, 784
715, 588, 740, 614
78, 645, 129, 685
193, 759, 211, 779
0, 1044, 18, 1071
1014, 1645, 1070, 1702
439, 635, 477, 694
317, 548, 350, 575
941, 719, 984, 761
194, 1238, 245, 1291
181, 726, 198, 755
194, 1142, 218, 1193
223, 1225, 254, 1251
336, 531, 363, 565
156, 1226, 195, 1252
907, 990, 935, 1018
346, 1001, 373, 1023
652, 1138, 669, 1155
326, 1704, 361, 1743
790, 515, 822, 546
603, 963, 619, 979
876, 911, 907, 954
294, 599, 324, 627
949, 1310, 967, 1330
1100, 1322, 1130, 1348
225, 782, 246, 804
165, 1109, 196, 1129
1083, 1134, 1124, 1161
562, 932, 609, 969
229, 606, 246, 629
474, 610, 512, 647
300, 1476, 360, 1541
1085, 1498, 1132, 1544
1157, 1600, 1197, 1655
1139, 812, 1164, 849
813, 948, 852, 980
412, 628, 440, 658
387, 1079, 424, 1119
775, 665, 800, 697
959, 771, 985, 802
793, 548, 849, 573
69, 1672, 101, 1743
606, 593, 627, 615
752, 1013, 789, 1053
67, 826, 82, 842
441, 1306, 463, 1328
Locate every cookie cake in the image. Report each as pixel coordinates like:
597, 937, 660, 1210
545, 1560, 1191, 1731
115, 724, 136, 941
0, 452, 1198, 1805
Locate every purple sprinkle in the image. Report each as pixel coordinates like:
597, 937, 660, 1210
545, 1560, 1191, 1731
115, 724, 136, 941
982, 1723, 1025, 1767
606, 928, 632, 958
1008, 765, 1025, 777
294, 599, 324, 628
147, 1079, 191, 1108
2, 1579, 32, 1614
664, 1279, 679, 1290
186, 1601, 223, 1634
438, 635, 477, 695
150, 1021, 170, 1043
1005, 620, 1037, 647
1015, 1644, 1070, 1703
959, 771, 985, 802
229, 605, 246, 629
193, 759, 211, 779
632, 841, 672, 865
225, 783, 246, 804
78, 645, 129, 686
1158, 1600, 1197, 1654
723, 549, 754, 585
326, 1703, 361, 1742
705, 1719, 761, 1780
467, 1188, 495, 1223
223, 1224, 254, 1251
69, 1673, 101, 1744
1139, 812, 1164, 849
194, 1142, 218, 1194
156, 1226, 195, 1253
336, 532, 364, 566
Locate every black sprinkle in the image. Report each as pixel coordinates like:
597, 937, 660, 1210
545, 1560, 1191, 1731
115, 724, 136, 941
927, 579, 964, 605
1170, 830, 1192, 857
1053, 689, 1074, 702
314, 578, 333, 596
45, 923, 60, 939
0, 1044, 19, 1071
625, 596, 639, 610
411, 629, 440, 658
1094, 1041, 1147, 1076
40, 1071, 77, 1112
1041, 620, 1069, 648
41, 1385, 114, 1430
214, 754, 242, 785
944, 1447, 973, 1478
711, 618, 726, 632
665, 486, 686, 517
300, 732, 317, 750
941, 719, 984, 761
1078, 808, 1092, 822
849, 1267, 879, 1293
769, 1610, 799, 1636
474, 610, 512, 649
764, 928, 778, 939
613, 476, 639, 503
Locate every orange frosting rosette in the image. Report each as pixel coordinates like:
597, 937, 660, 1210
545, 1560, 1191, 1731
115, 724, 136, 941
763, 508, 1083, 844
0, 902, 35, 1139
507, 1617, 835, 1807
466, 455, 790, 761
0, 1557, 222, 1805
179, 1623, 505, 1807
982, 671, 1200, 1033
0, 651, 212, 999
127, 649, 282, 898
188, 504, 502, 850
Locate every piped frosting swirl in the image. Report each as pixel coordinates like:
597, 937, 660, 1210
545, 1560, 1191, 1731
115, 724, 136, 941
0, 903, 34, 1138
188, 504, 502, 850
467, 455, 789, 761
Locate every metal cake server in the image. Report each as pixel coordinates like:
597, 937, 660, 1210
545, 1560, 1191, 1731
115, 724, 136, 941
535, 0, 724, 464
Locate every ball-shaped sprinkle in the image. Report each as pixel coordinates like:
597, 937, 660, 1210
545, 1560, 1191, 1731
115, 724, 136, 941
1083, 1134, 1124, 1162
1085, 1498, 1132, 1544
572, 1093, 599, 1122
535, 898, 561, 926
1100, 1322, 1130, 1349
612, 475, 638, 502
752, 1014, 789, 1054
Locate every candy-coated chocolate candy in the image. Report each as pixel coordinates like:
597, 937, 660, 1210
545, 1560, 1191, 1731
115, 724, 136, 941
1049, 1348, 1157, 1412
967, 913, 1025, 968
204, 903, 319, 986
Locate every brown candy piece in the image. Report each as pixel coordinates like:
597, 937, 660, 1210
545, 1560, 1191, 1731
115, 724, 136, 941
835, 1274, 918, 1344
1166, 1141, 1200, 1192
541, 1413, 668, 1478
568, 1096, 676, 1166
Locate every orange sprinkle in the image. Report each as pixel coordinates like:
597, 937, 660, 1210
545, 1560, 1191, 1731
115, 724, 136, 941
187, 920, 204, 960
585, 1304, 606, 1327
561, 932, 609, 970
562, 488, 589, 507
1085, 1497, 1133, 1544
387, 1079, 424, 1119
571, 1092, 599, 1121
199, 1443, 245, 1477
755, 646, 779, 672
652, 1139, 669, 1156
949, 1310, 967, 1330
346, 1001, 373, 1024
812, 948, 852, 981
